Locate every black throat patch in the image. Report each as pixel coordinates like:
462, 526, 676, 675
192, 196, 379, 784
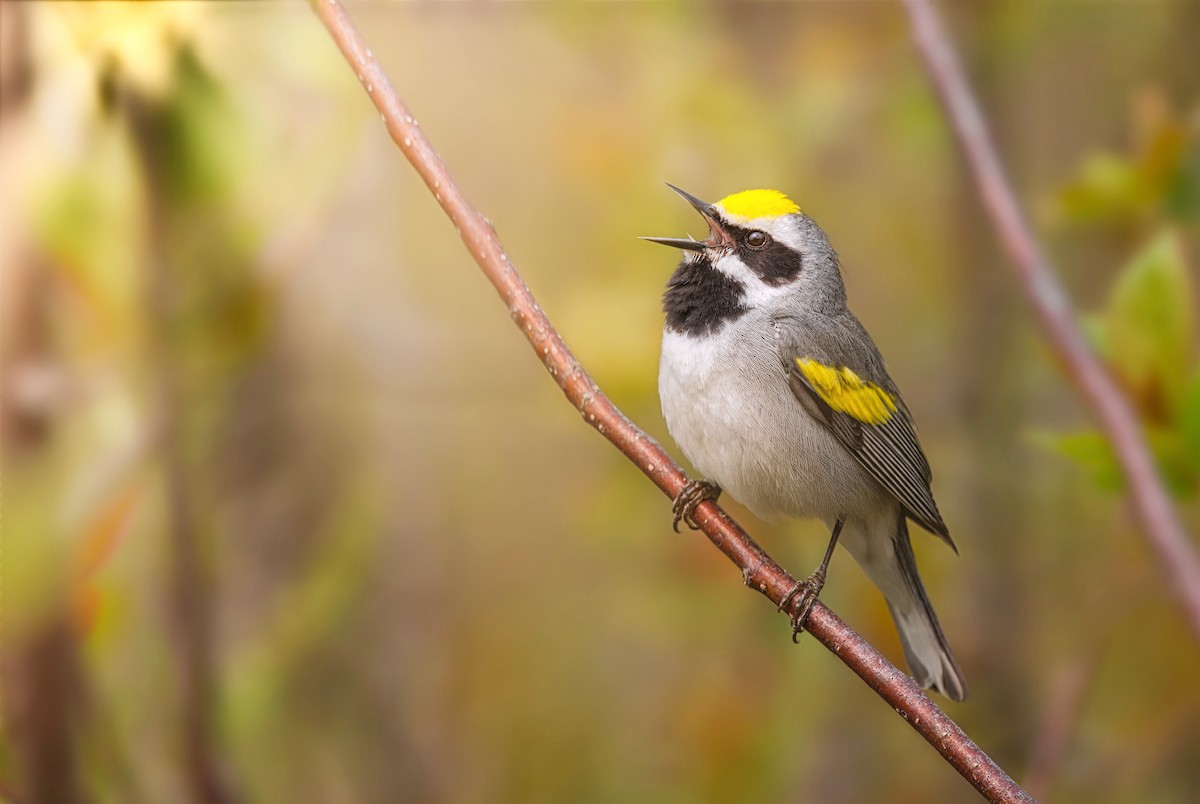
662, 255, 749, 336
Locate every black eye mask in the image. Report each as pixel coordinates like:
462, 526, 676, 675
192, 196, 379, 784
726, 224, 803, 287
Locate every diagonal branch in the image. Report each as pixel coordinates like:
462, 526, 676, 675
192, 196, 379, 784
307, 2, 1033, 801
902, 0, 1200, 636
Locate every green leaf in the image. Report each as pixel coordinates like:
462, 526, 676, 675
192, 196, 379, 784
1055, 112, 1197, 226
1029, 430, 1124, 492
1182, 369, 1200, 460
1105, 227, 1195, 419
1031, 427, 1197, 498
1145, 425, 1198, 498
1058, 152, 1141, 223
1164, 136, 1200, 222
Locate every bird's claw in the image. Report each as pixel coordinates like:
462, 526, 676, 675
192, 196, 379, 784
671, 480, 721, 532
779, 569, 827, 643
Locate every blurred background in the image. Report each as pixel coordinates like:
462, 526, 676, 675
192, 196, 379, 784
1, 2, 1198, 802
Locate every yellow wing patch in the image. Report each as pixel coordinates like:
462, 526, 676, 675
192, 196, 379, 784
795, 358, 897, 425
716, 189, 800, 221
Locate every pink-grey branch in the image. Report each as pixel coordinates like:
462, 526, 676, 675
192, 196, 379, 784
307, 1, 1034, 801
902, 0, 1200, 636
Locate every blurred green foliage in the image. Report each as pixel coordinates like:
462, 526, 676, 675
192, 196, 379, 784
1058, 118, 1198, 226
1043, 110, 1200, 497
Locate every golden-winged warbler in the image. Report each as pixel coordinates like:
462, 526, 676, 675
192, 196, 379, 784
645, 185, 966, 702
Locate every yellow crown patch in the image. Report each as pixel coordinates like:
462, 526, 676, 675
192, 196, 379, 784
716, 189, 801, 221
795, 358, 897, 425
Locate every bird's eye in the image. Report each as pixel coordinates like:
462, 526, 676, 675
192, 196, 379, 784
746, 230, 769, 249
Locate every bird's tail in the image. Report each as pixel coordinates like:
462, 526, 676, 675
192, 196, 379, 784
842, 511, 968, 702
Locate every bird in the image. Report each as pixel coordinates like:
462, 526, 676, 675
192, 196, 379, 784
644, 184, 967, 702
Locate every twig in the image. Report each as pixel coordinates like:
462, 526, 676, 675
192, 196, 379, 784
902, 0, 1200, 636
6, 618, 87, 804
1022, 653, 1098, 801
307, 2, 1034, 801
120, 75, 235, 804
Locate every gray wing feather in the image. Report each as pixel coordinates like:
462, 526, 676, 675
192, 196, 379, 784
774, 312, 953, 547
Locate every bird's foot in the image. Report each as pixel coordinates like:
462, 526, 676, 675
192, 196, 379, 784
779, 568, 827, 643
671, 480, 721, 532
780, 517, 844, 642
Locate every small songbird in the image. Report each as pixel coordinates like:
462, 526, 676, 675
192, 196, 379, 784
645, 185, 966, 701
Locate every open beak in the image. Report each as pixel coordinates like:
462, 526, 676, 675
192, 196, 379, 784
641, 183, 733, 252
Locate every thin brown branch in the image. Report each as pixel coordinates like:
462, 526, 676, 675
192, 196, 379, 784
119, 77, 236, 804
5, 617, 88, 804
902, 0, 1200, 636
307, 2, 1034, 801
1022, 652, 1099, 801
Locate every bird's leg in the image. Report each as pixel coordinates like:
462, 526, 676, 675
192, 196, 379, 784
779, 516, 845, 642
671, 479, 722, 532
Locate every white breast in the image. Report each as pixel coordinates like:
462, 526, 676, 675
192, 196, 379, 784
658, 316, 882, 523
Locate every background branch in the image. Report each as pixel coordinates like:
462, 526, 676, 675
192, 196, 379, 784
1023, 652, 1099, 801
308, 1, 1034, 801
901, 0, 1200, 636
120, 74, 236, 804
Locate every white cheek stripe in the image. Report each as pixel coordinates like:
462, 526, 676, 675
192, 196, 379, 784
711, 252, 794, 308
